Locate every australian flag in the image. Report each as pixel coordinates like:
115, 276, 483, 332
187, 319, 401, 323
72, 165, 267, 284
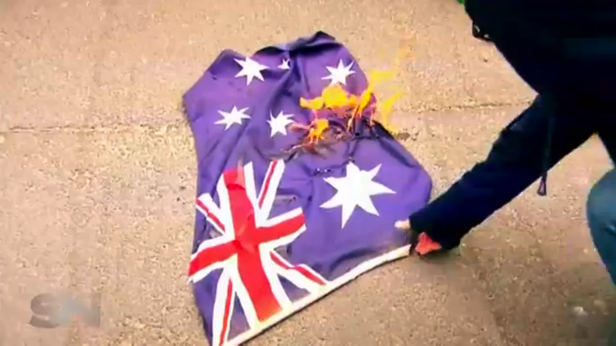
183, 31, 433, 346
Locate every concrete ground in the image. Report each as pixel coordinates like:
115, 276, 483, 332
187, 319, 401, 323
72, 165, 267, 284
1, 0, 615, 345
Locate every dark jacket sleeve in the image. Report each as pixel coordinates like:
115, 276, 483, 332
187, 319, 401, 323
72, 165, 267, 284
410, 97, 595, 249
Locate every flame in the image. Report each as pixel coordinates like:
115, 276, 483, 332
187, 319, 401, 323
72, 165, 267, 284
374, 92, 402, 131
299, 97, 324, 110
292, 42, 412, 150
297, 69, 400, 135
299, 84, 358, 111
308, 119, 329, 144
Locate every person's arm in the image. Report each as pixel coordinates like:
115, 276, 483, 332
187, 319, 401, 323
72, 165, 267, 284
407, 96, 595, 250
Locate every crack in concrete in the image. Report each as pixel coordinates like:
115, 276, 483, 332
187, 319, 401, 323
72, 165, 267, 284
1, 119, 188, 135
0, 101, 531, 135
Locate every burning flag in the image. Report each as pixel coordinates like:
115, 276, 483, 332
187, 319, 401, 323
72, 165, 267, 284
183, 31, 432, 346
290, 72, 404, 153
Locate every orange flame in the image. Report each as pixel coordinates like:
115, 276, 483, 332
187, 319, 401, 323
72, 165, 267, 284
308, 119, 329, 144
297, 69, 401, 137
292, 42, 412, 150
299, 84, 358, 112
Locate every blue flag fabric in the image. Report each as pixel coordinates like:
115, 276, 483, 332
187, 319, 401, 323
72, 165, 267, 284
183, 31, 432, 346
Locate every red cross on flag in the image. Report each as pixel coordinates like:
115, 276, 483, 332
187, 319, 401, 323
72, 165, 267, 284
188, 160, 328, 346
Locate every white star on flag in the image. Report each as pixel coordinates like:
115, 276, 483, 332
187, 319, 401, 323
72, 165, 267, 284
234, 57, 268, 85
320, 162, 395, 228
278, 59, 290, 70
267, 111, 294, 137
215, 106, 250, 130
322, 59, 355, 86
